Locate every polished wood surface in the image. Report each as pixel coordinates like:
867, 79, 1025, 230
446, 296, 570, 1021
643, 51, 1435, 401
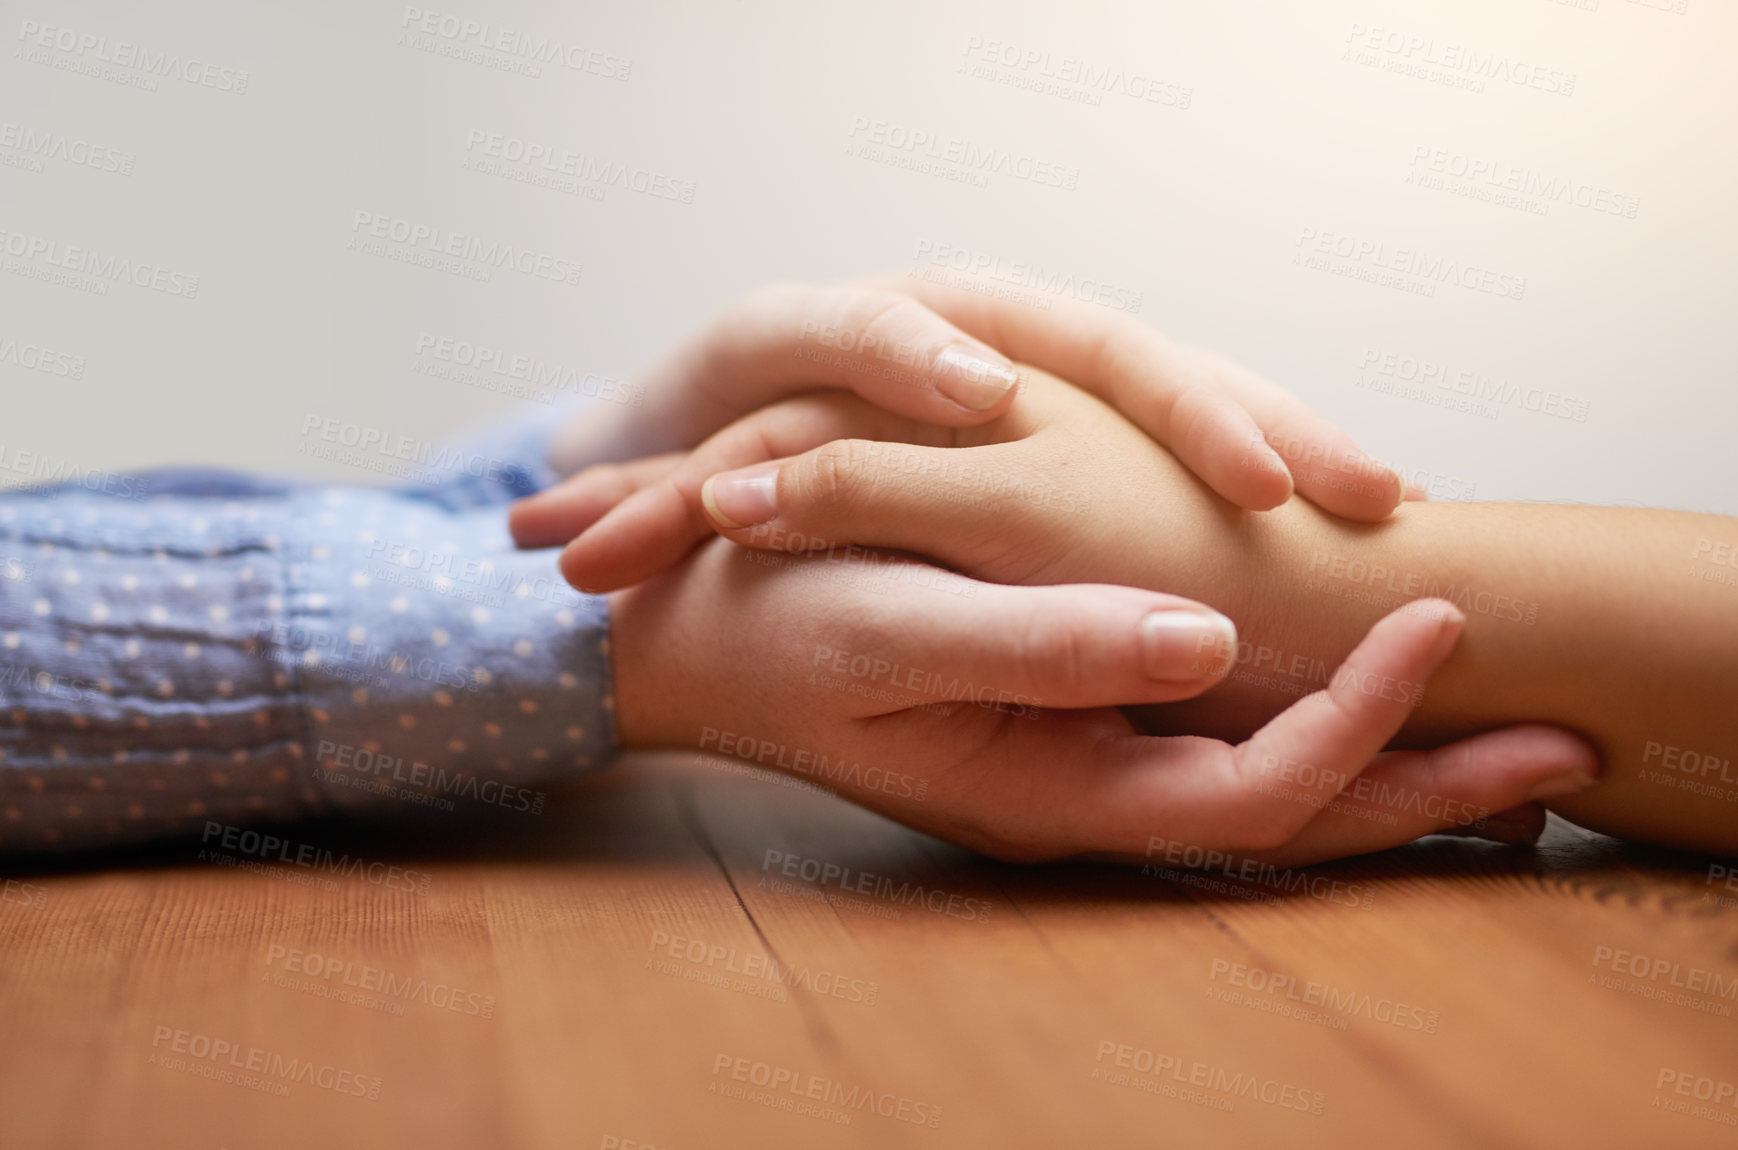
2, 752, 1736, 1149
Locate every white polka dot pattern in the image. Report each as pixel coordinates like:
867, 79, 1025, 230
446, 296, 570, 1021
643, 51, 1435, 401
0, 403, 615, 852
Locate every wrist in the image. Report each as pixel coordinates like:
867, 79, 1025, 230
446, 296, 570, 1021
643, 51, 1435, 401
605, 586, 664, 750
1128, 497, 1382, 741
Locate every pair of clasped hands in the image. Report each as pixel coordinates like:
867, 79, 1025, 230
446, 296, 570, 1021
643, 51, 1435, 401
509, 280, 1597, 869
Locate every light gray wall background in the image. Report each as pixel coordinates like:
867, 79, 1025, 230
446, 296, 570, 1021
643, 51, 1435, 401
3, 0, 1732, 513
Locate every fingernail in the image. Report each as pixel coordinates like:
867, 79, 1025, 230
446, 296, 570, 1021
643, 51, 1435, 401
933, 345, 1019, 411
702, 467, 779, 529
1139, 609, 1237, 681
1526, 767, 1597, 801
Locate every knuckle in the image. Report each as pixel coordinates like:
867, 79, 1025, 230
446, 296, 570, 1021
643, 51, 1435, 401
580, 462, 632, 500
1224, 815, 1298, 854
1220, 749, 1305, 852
800, 438, 880, 515
952, 811, 1062, 864
1013, 605, 1083, 702
842, 291, 940, 356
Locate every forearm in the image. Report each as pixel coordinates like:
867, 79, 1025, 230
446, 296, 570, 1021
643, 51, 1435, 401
1143, 497, 1738, 852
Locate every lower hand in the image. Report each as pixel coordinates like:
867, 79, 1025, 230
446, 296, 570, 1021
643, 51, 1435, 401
608, 539, 1595, 866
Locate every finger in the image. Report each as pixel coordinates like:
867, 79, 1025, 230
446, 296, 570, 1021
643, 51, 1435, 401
508, 452, 684, 549
808, 572, 1240, 712
1222, 598, 1471, 847
1032, 599, 1473, 857
1188, 347, 1405, 521
878, 274, 1405, 519
695, 438, 1043, 581
547, 282, 1022, 473
557, 397, 940, 592
1247, 724, 1596, 867
1053, 720, 1592, 869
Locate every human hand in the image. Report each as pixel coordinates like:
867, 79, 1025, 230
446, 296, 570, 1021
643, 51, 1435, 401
608, 538, 1594, 866
517, 365, 1252, 606
528, 280, 1410, 554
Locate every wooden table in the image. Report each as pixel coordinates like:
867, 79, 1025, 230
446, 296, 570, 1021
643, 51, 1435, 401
3, 752, 1736, 1149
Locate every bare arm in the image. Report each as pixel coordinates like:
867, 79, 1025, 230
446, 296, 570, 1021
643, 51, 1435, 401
1140, 497, 1738, 854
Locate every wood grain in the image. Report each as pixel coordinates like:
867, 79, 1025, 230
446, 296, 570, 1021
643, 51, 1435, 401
2, 751, 1735, 1149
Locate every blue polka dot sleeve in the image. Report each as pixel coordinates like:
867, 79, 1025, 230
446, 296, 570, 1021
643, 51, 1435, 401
0, 404, 616, 852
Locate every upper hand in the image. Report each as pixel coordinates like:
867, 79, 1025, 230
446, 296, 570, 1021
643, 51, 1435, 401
526, 280, 1411, 559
